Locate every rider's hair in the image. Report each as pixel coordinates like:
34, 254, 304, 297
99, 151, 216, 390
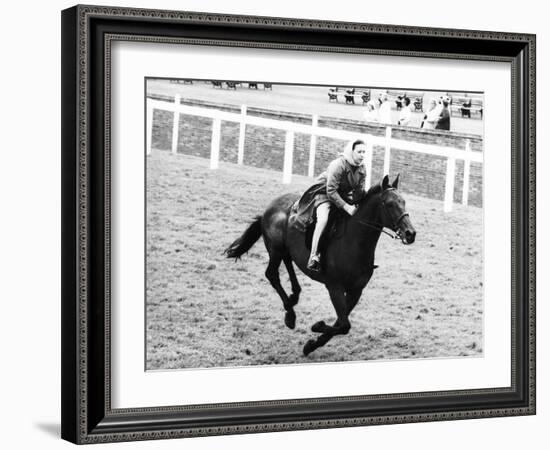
352, 139, 366, 150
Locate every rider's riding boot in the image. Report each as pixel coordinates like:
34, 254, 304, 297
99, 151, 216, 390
307, 204, 328, 273
308, 226, 324, 272
307, 253, 321, 272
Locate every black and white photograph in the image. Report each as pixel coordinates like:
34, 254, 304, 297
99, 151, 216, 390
145, 79, 484, 370
1, 0, 544, 447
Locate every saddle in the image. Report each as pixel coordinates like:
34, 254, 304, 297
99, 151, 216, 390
288, 182, 322, 233
289, 199, 379, 270
289, 200, 347, 251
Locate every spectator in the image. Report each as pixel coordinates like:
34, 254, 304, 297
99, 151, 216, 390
395, 95, 404, 110
461, 98, 472, 118
378, 93, 392, 124
363, 100, 379, 123
421, 97, 440, 129
397, 97, 412, 126
435, 97, 451, 130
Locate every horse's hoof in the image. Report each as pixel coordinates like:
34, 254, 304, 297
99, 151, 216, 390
303, 339, 317, 356
285, 310, 296, 329
311, 321, 326, 333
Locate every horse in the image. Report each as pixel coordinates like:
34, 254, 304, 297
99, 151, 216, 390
224, 174, 416, 356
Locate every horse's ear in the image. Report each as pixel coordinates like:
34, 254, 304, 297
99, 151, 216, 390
392, 173, 400, 189
382, 175, 390, 190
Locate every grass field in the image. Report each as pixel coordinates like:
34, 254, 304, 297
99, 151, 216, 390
146, 150, 483, 370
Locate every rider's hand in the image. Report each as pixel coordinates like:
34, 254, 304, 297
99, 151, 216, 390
344, 204, 357, 216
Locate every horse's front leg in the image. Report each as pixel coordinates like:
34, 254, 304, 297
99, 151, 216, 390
310, 286, 363, 333
345, 286, 364, 315
303, 285, 350, 356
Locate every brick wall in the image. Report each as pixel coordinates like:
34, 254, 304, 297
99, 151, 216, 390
150, 95, 483, 207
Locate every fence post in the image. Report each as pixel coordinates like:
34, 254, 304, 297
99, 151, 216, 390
282, 131, 295, 184
210, 118, 221, 170
462, 140, 471, 206
146, 101, 153, 156
383, 126, 392, 175
171, 94, 181, 155
444, 156, 456, 212
237, 105, 247, 165
364, 140, 373, 189
308, 115, 318, 177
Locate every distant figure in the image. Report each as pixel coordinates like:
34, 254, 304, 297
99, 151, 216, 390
363, 100, 379, 123
461, 98, 472, 117
421, 98, 440, 129
345, 88, 356, 105
397, 97, 412, 126
395, 95, 404, 110
435, 98, 451, 131
378, 94, 392, 124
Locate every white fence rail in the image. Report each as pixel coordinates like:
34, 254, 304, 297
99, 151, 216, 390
147, 97, 482, 212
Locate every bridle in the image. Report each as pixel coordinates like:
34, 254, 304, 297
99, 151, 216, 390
355, 188, 409, 240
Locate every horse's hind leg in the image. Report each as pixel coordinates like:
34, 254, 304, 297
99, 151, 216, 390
265, 252, 297, 329
283, 255, 301, 307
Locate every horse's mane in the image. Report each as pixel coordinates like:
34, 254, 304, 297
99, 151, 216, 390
361, 183, 383, 204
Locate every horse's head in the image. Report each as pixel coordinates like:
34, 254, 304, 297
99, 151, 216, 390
359, 174, 416, 245
379, 174, 416, 244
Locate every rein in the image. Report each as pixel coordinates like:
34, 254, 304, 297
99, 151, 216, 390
355, 219, 398, 239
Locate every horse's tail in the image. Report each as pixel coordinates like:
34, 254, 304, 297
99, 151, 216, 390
224, 216, 263, 260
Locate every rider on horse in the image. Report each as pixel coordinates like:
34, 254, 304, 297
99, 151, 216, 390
306, 139, 368, 272
226, 148, 415, 355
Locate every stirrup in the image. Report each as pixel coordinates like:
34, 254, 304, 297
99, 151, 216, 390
307, 254, 321, 272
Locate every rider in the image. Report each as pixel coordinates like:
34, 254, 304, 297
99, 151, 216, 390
307, 139, 368, 272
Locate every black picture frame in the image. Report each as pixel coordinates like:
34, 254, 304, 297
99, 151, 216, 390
61, 4, 536, 444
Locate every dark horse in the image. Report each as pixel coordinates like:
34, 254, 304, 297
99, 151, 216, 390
225, 175, 416, 356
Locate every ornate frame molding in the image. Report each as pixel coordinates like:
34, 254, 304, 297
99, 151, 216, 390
62, 5, 536, 444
